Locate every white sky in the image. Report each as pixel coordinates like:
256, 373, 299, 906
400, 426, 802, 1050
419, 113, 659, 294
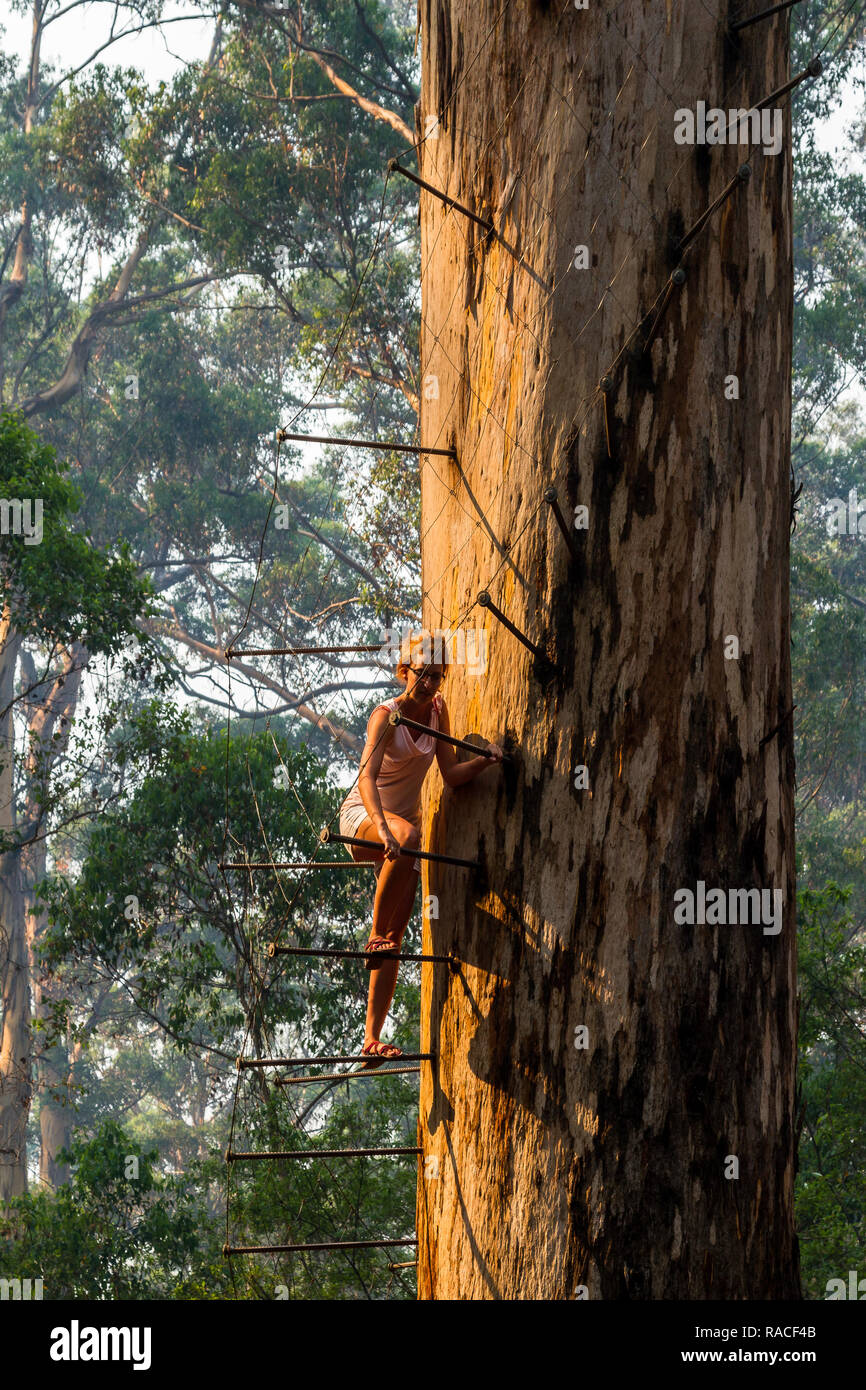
0, 1, 216, 84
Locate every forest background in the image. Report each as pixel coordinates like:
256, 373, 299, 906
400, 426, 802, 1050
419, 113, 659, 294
0, 0, 864, 1300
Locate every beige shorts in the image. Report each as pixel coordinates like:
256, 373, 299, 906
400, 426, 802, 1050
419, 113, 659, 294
339, 799, 369, 840
338, 800, 421, 874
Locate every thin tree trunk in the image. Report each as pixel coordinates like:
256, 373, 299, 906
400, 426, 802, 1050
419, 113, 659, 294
22, 643, 88, 1187
417, 0, 798, 1299
0, 0, 41, 400
0, 631, 89, 1198
0, 614, 29, 1200
31, 893, 73, 1190
35, 1033, 71, 1190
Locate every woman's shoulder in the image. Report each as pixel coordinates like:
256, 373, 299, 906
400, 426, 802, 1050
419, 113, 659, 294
367, 698, 397, 726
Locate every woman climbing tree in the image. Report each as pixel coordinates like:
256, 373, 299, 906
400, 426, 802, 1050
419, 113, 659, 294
338, 631, 503, 1065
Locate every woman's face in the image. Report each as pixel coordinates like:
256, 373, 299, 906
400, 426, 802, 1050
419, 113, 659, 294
403, 663, 446, 700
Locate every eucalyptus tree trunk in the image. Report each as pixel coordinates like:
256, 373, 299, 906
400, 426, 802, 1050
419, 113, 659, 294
416, 0, 799, 1299
25, 644, 88, 1189
0, 627, 87, 1199
0, 614, 29, 1201
32, 897, 72, 1191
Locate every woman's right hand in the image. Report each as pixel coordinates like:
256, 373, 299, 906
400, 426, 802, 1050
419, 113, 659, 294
378, 824, 401, 861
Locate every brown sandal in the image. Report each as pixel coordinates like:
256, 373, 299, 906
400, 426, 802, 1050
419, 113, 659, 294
363, 935, 399, 970
360, 1040, 404, 1069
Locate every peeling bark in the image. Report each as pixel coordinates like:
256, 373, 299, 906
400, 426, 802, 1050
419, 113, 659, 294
416, 0, 798, 1299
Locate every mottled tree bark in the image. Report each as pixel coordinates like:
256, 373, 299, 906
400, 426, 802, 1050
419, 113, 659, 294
0, 629, 88, 1200
35, 1035, 72, 1190
26, 644, 88, 1190
32, 887, 73, 1190
416, 0, 798, 1299
0, 615, 29, 1201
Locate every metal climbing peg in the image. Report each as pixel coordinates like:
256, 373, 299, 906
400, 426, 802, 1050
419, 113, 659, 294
678, 164, 751, 255
226, 1146, 422, 1161
237, 1052, 434, 1067
224, 1238, 418, 1255
477, 591, 559, 673
219, 858, 368, 870
643, 267, 686, 354
388, 709, 505, 760
599, 377, 614, 461
320, 826, 479, 870
274, 1065, 423, 1086
267, 941, 458, 967
730, 0, 802, 35
387, 159, 551, 291
226, 642, 384, 659
543, 486, 579, 562
275, 429, 456, 458
388, 159, 494, 233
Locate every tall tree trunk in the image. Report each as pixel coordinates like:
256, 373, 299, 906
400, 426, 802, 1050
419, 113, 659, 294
31, 874, 73, 1190
0, 616, 29, 1201
22, 643, 88, 1188
416, 0, 798, 1298
0, 631, 88, 1199
36, 1034, 72, 1190
0, 0, 42, 398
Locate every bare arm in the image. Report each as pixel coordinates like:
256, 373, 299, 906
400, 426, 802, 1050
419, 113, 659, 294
357, 706, 401, 855
435, 699, 503, 787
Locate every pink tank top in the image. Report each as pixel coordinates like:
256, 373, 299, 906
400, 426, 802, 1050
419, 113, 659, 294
341, 695, 442, 828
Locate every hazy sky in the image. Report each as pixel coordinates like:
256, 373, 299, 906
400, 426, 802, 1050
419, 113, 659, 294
0, 1, 216, 84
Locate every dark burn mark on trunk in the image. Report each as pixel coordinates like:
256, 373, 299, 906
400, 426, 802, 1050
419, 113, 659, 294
433, 1, 453, 131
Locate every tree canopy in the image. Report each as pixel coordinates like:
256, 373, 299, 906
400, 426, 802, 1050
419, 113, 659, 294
0, 0, 865, 1299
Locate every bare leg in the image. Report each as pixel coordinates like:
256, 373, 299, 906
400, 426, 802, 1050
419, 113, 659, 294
349, 815, 420, 1047
365, 866, 418, 1044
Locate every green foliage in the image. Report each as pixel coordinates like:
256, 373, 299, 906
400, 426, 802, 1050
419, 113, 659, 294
0, 408, 158, 655
795, 885, 866, 1298
229, 1019, 420, 1300
0, 0, 424, 1303
0, 1121, 230, 1299
7, 0, 866, 1302
37, 695, 360, 1046
29, 689, 422, 1300
788, 1, 866, 1297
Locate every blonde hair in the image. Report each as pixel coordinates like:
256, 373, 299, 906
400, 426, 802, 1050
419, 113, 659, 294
396, 627, 451, 676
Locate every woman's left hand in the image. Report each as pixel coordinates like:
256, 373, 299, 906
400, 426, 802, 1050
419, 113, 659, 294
485, 742, 505, 763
